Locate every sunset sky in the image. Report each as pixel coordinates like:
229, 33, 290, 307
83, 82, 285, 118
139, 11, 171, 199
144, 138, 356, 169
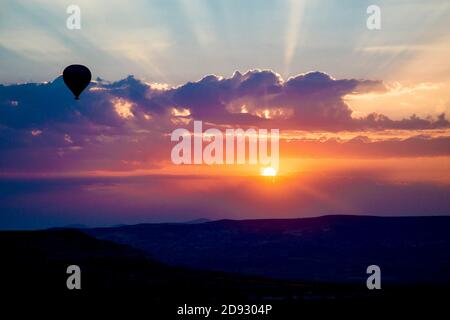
0, 0, 449, 229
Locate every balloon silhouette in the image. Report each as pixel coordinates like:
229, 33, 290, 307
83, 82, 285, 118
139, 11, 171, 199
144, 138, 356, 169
63, 64, 92, 100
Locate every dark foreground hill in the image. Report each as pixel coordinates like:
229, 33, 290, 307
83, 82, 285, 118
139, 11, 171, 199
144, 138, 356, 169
0, 229, 380, 300
0, 229, 297, 298
0, 227, 449, 316
87, 215, 450, 284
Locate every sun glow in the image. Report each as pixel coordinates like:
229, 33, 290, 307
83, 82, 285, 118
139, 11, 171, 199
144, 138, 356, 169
113, 98, 134, 119
261, 167, 277, 177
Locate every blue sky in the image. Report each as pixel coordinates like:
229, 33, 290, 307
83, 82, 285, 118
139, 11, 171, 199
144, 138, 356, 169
1, 0, 449, 85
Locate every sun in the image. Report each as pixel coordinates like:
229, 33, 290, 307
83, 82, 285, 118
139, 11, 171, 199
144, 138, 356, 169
261, 167, 277, 177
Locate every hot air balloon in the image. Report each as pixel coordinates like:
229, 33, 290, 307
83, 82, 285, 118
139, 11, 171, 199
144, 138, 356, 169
62, 64, 92, 100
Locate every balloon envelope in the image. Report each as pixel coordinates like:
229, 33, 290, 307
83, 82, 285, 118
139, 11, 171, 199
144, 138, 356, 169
63, 65, 92, 100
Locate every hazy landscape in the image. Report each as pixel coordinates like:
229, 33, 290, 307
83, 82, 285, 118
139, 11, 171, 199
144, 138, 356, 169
2, 215, 449, 305
87, 215, 450, 284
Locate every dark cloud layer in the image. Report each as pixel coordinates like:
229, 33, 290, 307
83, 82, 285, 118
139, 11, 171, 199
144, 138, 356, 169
1, 70, 447, 130
0, 70, 449, 172
283, 135, 450, 158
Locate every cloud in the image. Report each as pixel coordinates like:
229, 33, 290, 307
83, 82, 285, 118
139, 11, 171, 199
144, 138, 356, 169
356, 112, 450, 130
0, 70, 449, 173
283, 135, 450, 158
1, 70, 447, 130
